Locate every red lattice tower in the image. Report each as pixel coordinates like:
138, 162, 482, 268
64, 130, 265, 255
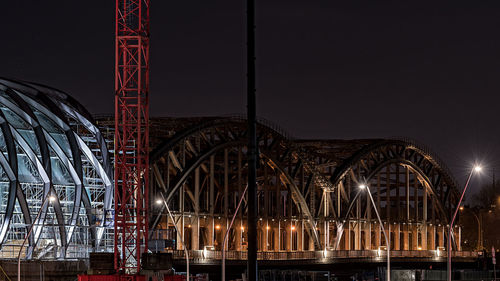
114, 0, 149, 274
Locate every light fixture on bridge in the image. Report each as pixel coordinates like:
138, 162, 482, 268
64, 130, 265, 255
266, 226, 270, 230
155, 198, 163, 205
215, 224, 221, 230
474, 165, 482, 173
49, 195, 56, 203
291, 225, 296, 231
241, 226, 245, 231
359, 184, 367, 189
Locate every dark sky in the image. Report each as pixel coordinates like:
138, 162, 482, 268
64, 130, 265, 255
2, 1, 500, 196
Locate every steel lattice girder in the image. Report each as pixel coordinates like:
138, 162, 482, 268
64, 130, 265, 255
114, 0, 150, 273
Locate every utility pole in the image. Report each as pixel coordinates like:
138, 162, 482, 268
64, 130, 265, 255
246, 0, 257, 280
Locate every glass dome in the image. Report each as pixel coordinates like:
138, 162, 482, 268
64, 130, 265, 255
0, 78, 113, 259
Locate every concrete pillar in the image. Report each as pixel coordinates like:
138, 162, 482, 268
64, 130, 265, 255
375, 223, 381, 250
403, 225, 409, 250
344, 223, 350, 250
235, 219, 242, 251
438, 225, 444, 248
365, 222, 372, 250
430, 225, 436, 250
394, 224, 400, 251
274, 223, 280, 251
412, 225, 419, 250
354, 221, 360, 250
421, 224, 428, 250
191, 216, 199, 250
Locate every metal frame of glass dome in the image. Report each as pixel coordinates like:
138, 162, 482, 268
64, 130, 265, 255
0, 78, 113, 259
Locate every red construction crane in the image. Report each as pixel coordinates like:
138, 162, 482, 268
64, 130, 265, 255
114, 0, 150, 275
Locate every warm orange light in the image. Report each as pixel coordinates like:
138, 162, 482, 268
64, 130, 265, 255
241, 226, 245, 231
266, 226, 270, 230
188, 224, 192, 228
417, 246, 422, 250
459, 206, 464, 211
215, 225, 221, 230
291, 225, 296, 231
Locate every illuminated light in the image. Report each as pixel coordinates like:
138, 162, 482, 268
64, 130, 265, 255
155, 199, 163, 205
266, 226, 270, 230
474, 166, 482, 172
459, 206, 464, 211
417, 246, 422, 250
259, 218, 263, 221
323, 248, 328, 258
241, 226, 245, 231
359, 184, 367, 189
291, 225, 296, 231
215, 225, 221, 230
49, 196, 56, 202
188, 224, 192, 228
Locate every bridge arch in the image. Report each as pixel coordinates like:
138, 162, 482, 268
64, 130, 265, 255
148, 118, 460, 255
330, 139, 460, 251
149, 117, 331, 251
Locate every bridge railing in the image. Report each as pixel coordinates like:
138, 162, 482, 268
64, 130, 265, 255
165, 250, 478, 261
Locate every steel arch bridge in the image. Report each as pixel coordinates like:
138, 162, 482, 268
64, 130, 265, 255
142, 116, 467, 261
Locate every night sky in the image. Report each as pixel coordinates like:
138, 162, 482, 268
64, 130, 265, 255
2, 1, 500, 196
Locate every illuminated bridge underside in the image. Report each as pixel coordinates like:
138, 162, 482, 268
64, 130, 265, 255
147, 117, 464, 260
0, 78, 113, 259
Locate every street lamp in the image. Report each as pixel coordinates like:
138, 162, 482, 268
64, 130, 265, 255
359, 184, 390, 281
156, 194, 190, 281
447, 165, 481, 281
460, 206, 483, 251
18, 194, 56, 281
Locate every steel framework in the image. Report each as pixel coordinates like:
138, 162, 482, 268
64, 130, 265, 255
114, 0, 150, 273
0, 78, 113, 260
130, 116, 462, 258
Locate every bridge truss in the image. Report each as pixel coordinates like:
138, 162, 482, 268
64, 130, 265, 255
137, 116, 462, 257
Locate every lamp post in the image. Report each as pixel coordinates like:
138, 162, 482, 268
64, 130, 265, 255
359, 184, 390, 281
18, 193, 56, 281
459, 206, 483, 251
447, 165, 481, 281
156, 194, 190, 281
222, 184, 248, 281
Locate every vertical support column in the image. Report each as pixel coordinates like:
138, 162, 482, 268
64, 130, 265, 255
224, 149, 229, 249
421, 224, 428, 250
344, 222, 351, 250
430, 224, 436, 250
403, 225, 409, 250
192, 167, 200, 250
375, 223, 381, 250
209, 155, 215, 246
458, 226, 461, 251
395, 224, 400, 251
406, 167, 410, 220
412, 224, 419, 250
365, 222, 372, 250
437, 225, 444, 247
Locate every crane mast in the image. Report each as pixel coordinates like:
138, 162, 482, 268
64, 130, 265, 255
114, 0, 150, 274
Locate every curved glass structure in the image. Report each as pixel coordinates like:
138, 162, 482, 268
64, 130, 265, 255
0, 78, 113, 259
